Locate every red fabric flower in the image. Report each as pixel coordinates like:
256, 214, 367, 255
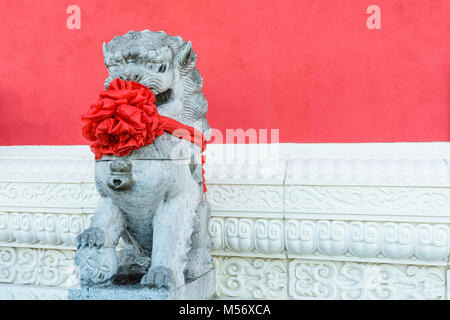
81, 78, 165, 159
82, 78, 209, 191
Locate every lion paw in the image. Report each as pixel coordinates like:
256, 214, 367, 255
141, 266, 175, 289
76, 227, 105, 249
75, 246, 118, 286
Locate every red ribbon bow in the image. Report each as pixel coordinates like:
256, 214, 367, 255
81, 78, 208, 191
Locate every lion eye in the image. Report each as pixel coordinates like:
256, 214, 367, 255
158, 64, 167, 73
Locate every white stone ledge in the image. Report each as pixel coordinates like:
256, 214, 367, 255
210, 217, 450, 265
3, 211, 449, 266
0, 143, 449, 299
0, 284, 69, 300
1, 143, 449, 186
213, 256, 446, 300
1, 256, 446, 300
283, 186, 450, 217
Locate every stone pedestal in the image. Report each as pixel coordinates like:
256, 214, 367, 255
69, 269, 216, 300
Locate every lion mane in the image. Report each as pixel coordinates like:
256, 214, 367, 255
102, 30, 211, 140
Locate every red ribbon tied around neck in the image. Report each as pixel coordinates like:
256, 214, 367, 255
81, 78, 208, 191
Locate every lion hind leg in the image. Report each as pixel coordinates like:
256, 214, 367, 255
141, 196, 188, 289
184, 200, 213, 280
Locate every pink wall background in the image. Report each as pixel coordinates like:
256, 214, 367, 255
0, 0, 448, 145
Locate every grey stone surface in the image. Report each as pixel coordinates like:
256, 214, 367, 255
69, 269, 216, 300
72, 30, 214, 298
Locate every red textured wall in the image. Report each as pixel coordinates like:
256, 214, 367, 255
0, 0, 448, 145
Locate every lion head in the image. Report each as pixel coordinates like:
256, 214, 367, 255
102, 30, 210, 140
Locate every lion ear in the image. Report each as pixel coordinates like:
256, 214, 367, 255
179, 41, 197, 71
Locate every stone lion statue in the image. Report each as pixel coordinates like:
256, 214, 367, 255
74, 30, 212, 291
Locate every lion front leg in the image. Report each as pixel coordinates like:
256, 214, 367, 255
75, 197, 126, 286
141, 197, 188, 290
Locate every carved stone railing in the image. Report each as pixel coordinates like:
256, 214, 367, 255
0, 143, 449, 299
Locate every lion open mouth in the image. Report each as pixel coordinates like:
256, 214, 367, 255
155, 89, 173, 107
